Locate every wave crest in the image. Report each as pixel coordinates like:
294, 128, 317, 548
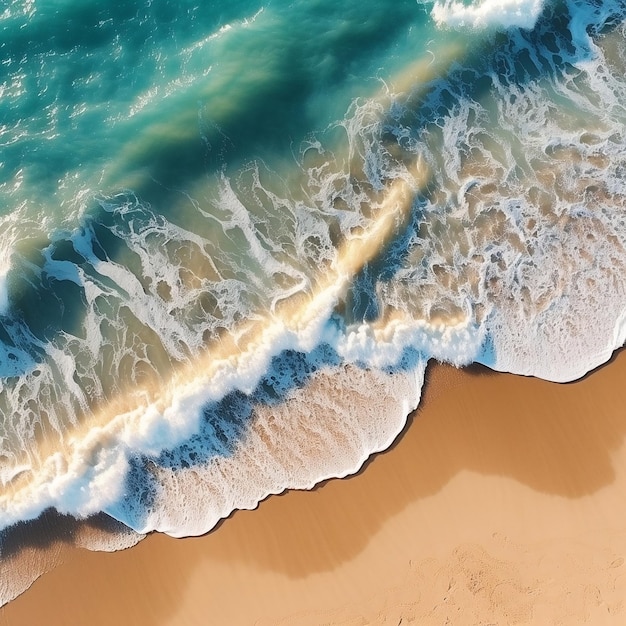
431, 0, 544, 30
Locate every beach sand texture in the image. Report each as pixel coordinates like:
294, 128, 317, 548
2, 352, 626, 624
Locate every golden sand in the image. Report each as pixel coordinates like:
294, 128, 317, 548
3, 352, 626, 625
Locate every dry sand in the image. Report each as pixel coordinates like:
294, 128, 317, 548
2, 352, 626, 625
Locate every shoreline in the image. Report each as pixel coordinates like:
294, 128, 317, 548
2, 353, 626, 623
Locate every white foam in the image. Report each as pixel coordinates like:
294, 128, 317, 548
121, 363, 425, 537
431, 0, 544, 30
333, 313, 483, 370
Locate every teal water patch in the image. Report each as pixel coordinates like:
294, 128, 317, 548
1, 0, 439, 221
0, 0, 264, 215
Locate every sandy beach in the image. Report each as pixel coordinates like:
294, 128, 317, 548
2, 352, 626, 625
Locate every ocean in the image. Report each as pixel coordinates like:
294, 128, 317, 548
2, 0, 626, 604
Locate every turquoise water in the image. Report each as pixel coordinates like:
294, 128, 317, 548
2, 0, 626, 603
1, 0, 438, 214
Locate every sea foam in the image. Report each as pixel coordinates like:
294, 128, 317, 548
431, 0, 544, 30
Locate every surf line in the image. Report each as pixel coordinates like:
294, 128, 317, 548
0, 44, 466, 527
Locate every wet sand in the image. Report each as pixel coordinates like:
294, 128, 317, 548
2, 352, 626, 624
